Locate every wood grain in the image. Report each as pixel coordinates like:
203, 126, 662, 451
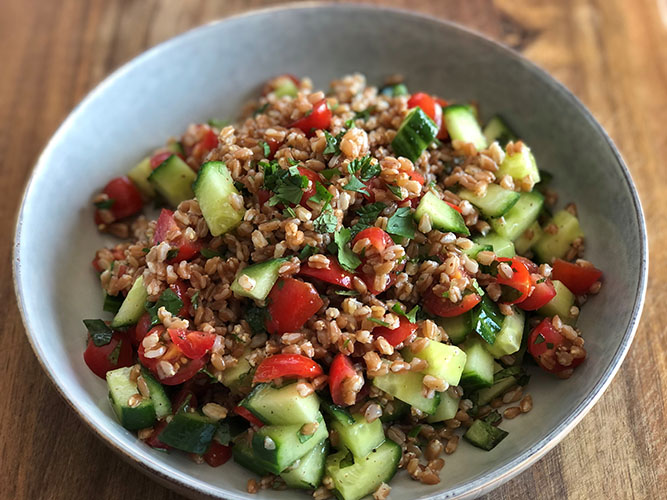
1, 0, 665, 498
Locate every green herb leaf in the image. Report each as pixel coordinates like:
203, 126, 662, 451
482, 410, 502, 425
471, 279, 485, 297
534, 334, 546, 345
103, 294, 124, 315
141, 247, 150, 254
387, 184, 405, 200
262, 160, 309, 207
83, 319, 113, 347
391, 303, 419, 323
313, 206, 338, 234
94, 199, 114, 209
333, 227, 361, 272
407, 425, 422, 438
208, 118, 229, 128
108, 341, 122, 365
166, 248, 179, 260
287, 158, 300, 166
546, 342, 554, 349
473, 296, 503, 345
191, 291, 200, 310
335, 289, 360, 296
299, 245, 319, 260
380, 83, 408, 97
386, 206, 416, 239
350, 202, 386, 236
245, 304, 269, 334
320, 168, 340, 180
253, 102, 269, 116
342, 175, 370, 196
353, 107, 375, 121
369, 317, 390, 327
323, 130, 340, 155
282, 206, 297, 218
309, 182, 333, 205
259, 140, 271, 157
201, 248, 223, 259
145, 288, 184, 327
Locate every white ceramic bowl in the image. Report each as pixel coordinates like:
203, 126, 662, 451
13, 4, 647, 499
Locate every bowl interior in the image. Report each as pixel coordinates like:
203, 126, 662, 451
14, 5, 646, 500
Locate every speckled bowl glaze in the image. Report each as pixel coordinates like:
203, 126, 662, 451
13, 3, 647, 499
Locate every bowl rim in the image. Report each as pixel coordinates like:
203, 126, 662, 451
12, 2, 648, 499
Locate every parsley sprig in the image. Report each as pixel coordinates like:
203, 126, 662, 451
261, 161, 309, 207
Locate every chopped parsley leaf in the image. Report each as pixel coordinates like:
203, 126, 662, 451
320, 168, 340, 180
333, 228, 361, 272
83, 319, 113, 347
253, 103, 269, 116
342, 175, 369, 196
245, 304, 269, 334
386, 206, 416, 239
103, 294, 124, 315
350, 202, 386, 236
534, 333, 546, 345
471, 279, 485, 296
309, 182, 333, 205
259, 140, 271, 157
145, 288, 184, 327
94, 199, 114, 209
546, 342, 554, 349
261, 160, 309, 206
299, 245, 319, 260
391, 303, 420, 323
368, 317, 390, 327
313, 206, 338, 234
387, 184, 405, 200
282, 206, 297, 218
208, 118, 229, 128
288, 158, 300, 166
201, 248, 224, 259
323, 130, 340, 155
191, 291, 200, 310
166, 248, 179, 260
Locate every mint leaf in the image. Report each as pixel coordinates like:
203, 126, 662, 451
245, 304, 268, 334
94, 199, 114, 209
350, 202, 386, 236
387, 184, 405, 200
253, 103, 269, 116
369, 317, 390, 327
333, 228, 361, 272
386, 207, 416, 239
145, 288, 184, 327
83, 319, 113, 347
321, 168, 339, 180
103, 294, 124, 314
323, 130, 341, 155
391, 303, 420, 323
343, 175, 369, 196
347, 155, 372, 175
313, 206, 338, 234
309, 182, 333, 205
166, 248, 179, 260
262, 160, 309, 206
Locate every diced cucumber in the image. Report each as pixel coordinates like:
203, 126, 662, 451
219, 353, 253, 392
391, 107, 439, 162
331, 413, 385, 459
274, 78, 298, 98
322, 401, 355, 425
167, 140, 185, 155
402, 341, 467, 386
372, 369, 440, 415
475, 376, 517, 406
378, 399, 410, 423
426, 390, 461, 423
473, 233, 515, 258
148, 155, 196, 207
484, 308, 525, 358
127, 157, 155, 198
460, 337, 495, 392
110, 276, 148, 329
325, 440, 401, 500
533, 210, 584, 263
497, 146, 540, 185
414, 191, 469, 235
514, 220, 543, 255
462, 242, 493, 259
464, 419, 508, 451
379, 83, 408, 97
140, 368, 171, 418
106, 366, 156, 430
241, 382, 320, 426
281, 439, 329, 489
230, 258, 287, 301
232, 432, 274, 476
443, 104, 487, 150
483, 115, 517, 147
158, 411, 218, 454
251, 413, 328, 474
435, 311, 472, 345
193, 161, 245, 236
489, 191, 544, 241
538, 280, 577, 325
459, 184, 520, 218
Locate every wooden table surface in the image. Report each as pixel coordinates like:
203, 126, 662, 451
2, 0, 665, 498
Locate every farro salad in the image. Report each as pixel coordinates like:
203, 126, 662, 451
84, 74, 603, 500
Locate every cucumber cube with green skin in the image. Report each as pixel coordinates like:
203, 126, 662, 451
281, 439, 329, 489
372, 368, 440, 414
158, 411, 218, 454
435, 311, 473, 345
230, 258, 287, 301
483, 115, 517, 147
232, 433, 274, 476
514, 220, 543, 255
464, 419, 508, 451
462, 242, 493, 259
475, 376, 518, 406
497, 145, 540, 185
403, 341, 467, 386
106, 366, 156, 431
391, 107, 439, 162
127, 157, 155, 198
240, 382, 320, 426
331, 412, 385, 459
538, 279, 577, 325
460, 337, 495, 392
426, 390, 460, 423
443, 104, 487, 151
484, 307, 525, 358
148, 154, 197, 207
111, 276, 148, 328
473, 233, 515, 258
378, 399, 410, 423
533, 210, 584, 263
489, 191, 544, 241
251, 413, 328, 474
140, 368, 172, 418
193, 161, 245, 237
414, 191, 469, 235
218, 351, 252, 391
459, 184, 520, 218
325, 440, 401, 500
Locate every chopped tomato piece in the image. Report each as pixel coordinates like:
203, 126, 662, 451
266, 138, 282, 159
96, 176, 143, 221
257, 188, 271, 206
329, 354, 356, 406
138, 326, 207, 385
168, 329, 216, 360
406, 169, 425, 185
234, 405, 264, 427
496, 257, 532, 304
265, 278, 324, 334
552, 259, 603, 295
298, 167, 322, 206
518, 277, 557, 311
83, 331, 134, 379
299, 258, 354, 289
352, 227, 394, 254
289, 99, 332, 137
190, 125, 219, 163
169, 280, 192, 318
204, 441, 232, 467
253, 354, 323, 383
149, 151, 177, 170
527, 318, 586, 374
153, 208, 202, 262
372, 316, 418, 347
434, 97, 449, 139
407, 92, 442, 129
424, 291, 482, 318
